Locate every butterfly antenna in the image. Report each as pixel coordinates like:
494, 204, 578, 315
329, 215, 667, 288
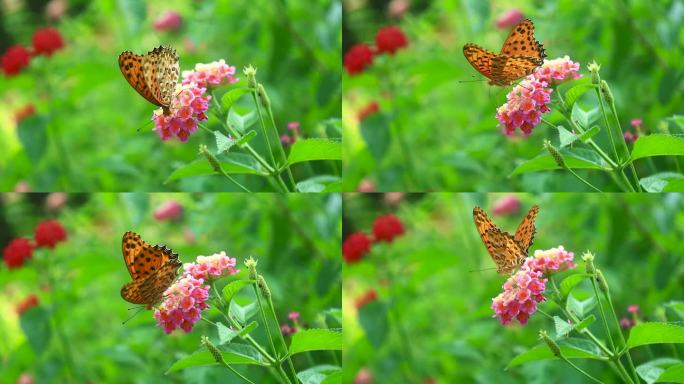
122, 306, 146, 325
135, 118, 154, 132
468, 267, 497, 273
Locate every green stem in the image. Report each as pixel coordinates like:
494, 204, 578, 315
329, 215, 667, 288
608, 101, 642, 191
251, 283, 293, 384
384, 262, 417, 381
561, 356, 606, 384
216, 358, 257, 384
43, 259, 76, 382
263, 91, 297, 190
600, 283, 640, 383
594, 88, 621, 166
566, 167, 603, 192
250, 92, 287, 188
266, 295, 299, 382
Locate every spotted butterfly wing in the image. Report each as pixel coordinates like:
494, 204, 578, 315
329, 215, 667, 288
514, 205, 539, 253
500, 19, 545, 60
118, 46, 179, 115
120, 231, 181, 309
118, 52, 161, 108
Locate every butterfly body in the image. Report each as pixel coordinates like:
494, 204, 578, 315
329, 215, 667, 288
463, 19, 546, 86
473, 205, 539, 274
118, 46, 179, 115
120, 231, 181, 309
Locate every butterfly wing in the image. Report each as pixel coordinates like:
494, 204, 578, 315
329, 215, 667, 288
122, 231, 177, 280
514, 205, 539, 253
142, 46, 179, 110
463, 44, 498, 83
485, 228, 527, 274
473, 206, 499, 257
118, 51, 163, 107
120, 258, 182, 308
491, 55, 544, 85
500, 19, 546, 61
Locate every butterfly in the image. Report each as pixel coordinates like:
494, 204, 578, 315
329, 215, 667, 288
118, 46, 179, 115
463, 19, 546, 86
120, 231, 182, 309
472, 205, 539, 274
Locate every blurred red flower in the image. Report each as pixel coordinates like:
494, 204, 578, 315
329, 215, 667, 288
32, 28, 65, 57
154, 200, 183, 221
375, 26, 408, 55
492, 195, 521, 216
3, 238, 33, 269
354, 289, 378, 309
17, 373, 34, 384
14, 104, 36, 124
496, 9, 524, 29
16, 294, 39, 314
372, 214, 405, 243
154, 11, 182, 32
1, 45, 31, 76
354, 368, 374, 384
344, 44, 374, 75
34, 220, 67, 249
357, 101, 379, 121
342, 232, 372, 263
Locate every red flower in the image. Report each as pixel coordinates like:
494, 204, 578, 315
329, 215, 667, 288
3, 238, 33, 269
34, 220, 67, 249
342, 232, 372, 263
357, 101, 379, 122
372, 214, 405, 243
14, 104, 36, 123
16, 294, 39, 314
344, 44, 374, 75
375, 26, 408, 55
153, 11, 182, 32
495, 9, 524, 29
153, 200, 183, 221
1, 45, 31, 76
354, 289, 378, 309
32, 27, 64, 57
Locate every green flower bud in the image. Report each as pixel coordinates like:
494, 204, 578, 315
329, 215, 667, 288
587, 61, 601, 85
596, 269, 609, 294
199, 144, 222, 173
245, 257, 258, 281
257, 83, 271, 110
539, 330, 562, 357
544, 140, 566, 168
600, 80, 613, 104
257, 275, 271, 300
582, 251, 595, 275
201, 335, 224, 363
243, 65, 257, 89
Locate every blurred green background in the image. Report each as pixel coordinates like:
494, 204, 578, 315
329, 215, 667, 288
0, 192, 342, 383
342, 0, 684, 192
343, 193, 684, 383
0, 0, 341, 191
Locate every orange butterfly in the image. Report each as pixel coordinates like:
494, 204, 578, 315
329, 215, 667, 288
118, 46, 179, 115
473, 205, 539, 274
463, 19, 546, 86
120, 231, 182, 309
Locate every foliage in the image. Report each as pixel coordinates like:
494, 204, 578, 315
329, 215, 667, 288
0, 193, 342, 383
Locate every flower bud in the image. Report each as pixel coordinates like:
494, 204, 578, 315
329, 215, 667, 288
582, 251, 595, 274
600, 80, 613, 104
243, 65, 257, 89
596, 269, 609, 294
587, 61, 601, 85
201, 335, 224, 363
539, 330, 562, 357
544, 140, 566, 168
245, 257, 258, 281
257, 83, 271, 110
199, 145, 222, 173
257, 275, 271, 300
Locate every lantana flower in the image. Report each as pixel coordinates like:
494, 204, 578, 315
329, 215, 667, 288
3, 238, 34, 269
34, 220, 67, 249
32, 27, 65, 57
184, 251, 239, 281
152, 83, 210, 142
342, 232, 372, 263
375, 26, 408, 55
372, 214, 405, 243
153, 274, 210, 334
1, 45, 31, 76
182, 59, 239, 88
344, 44, 374, 75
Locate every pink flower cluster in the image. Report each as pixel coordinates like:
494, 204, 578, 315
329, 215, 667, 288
492, 267, 547, 325
153, 275, 210, 334
182, 59, 239, 88
496, 56, 581, 136
152, 83, 210, 142
525, 246, 576, 274
492, 246, 576, 325
184, 251, 239, 280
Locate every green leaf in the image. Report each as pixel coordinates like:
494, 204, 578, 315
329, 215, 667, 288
574, 315, 596, 332
637, 358, 682, 384
627, 322, 684, 348
297, 365, 342, 384
236, 130, 257, 147
228, 110, 257, 133
639, 172, 684, 192
223, 280, 254, 303
557, 126, 578, 148
321, 371, 343, 384
657, 364, 684, 383
360, 113, 391, 163
166, 344, 264, 372
571, 104, 599, 128
296, 176, 342, 192
238, 321, 258, 338
17, 116, 48, 164
578, 126, 600, 142
287, 138, 342, 164
229, 301, 259, 324
19, 307, 51, 355
214, 131, 236, 153
566, 293, 596, 318
508, 338, 604, 368
564, 83, 595, 108
217, 322, 238, 344
664, 179, 684, 192
164, 159, 263, 183
358, 301, 388, 348
632, 135, 684, 160
559, 274, 591, 298
554, 316, 573, 337
511, 148, 609, 176
289, 329, 342, 355
221, 87, 252, 112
